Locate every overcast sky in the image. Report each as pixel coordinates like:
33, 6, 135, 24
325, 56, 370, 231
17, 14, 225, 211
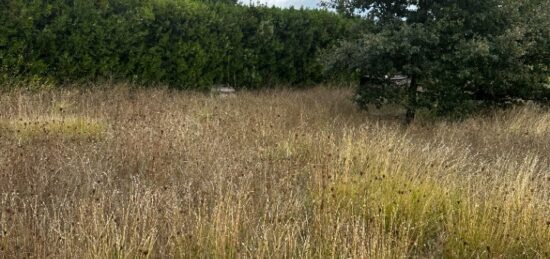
242, 0, 321, 9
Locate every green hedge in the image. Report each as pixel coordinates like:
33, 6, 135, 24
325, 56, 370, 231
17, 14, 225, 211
0, 0, 356, 89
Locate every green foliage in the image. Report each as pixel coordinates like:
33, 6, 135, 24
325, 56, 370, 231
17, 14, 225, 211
0, 0, 355, 89
323, 0, 550, 119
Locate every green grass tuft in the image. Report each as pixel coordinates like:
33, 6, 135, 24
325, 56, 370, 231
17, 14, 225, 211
1, 116, 106, 141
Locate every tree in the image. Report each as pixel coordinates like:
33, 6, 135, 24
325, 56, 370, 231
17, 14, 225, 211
323, 0, 550, 122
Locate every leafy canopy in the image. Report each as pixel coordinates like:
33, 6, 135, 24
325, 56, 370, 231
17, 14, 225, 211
323, 0, 550, 119
0, 0, 357, 89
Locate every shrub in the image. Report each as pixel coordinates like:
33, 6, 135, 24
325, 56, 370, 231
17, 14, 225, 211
0, 0, 357, 89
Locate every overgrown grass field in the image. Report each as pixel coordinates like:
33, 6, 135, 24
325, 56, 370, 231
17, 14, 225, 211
1, 85, 549, 258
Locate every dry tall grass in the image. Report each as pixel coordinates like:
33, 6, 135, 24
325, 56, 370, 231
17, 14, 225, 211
1, 85, 549, 258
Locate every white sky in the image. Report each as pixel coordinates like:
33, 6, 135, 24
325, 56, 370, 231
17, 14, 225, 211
242, 0, 321, 9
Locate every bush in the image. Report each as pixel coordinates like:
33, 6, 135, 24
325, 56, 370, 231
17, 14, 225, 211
0, 0, 356, 89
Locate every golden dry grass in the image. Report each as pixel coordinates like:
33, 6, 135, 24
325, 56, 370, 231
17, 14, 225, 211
0, 84, 549, 258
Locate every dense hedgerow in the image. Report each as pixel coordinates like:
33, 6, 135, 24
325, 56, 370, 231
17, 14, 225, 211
0, 0, 358, 89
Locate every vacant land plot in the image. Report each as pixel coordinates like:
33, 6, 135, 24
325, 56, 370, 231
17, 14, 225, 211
1, 85, 549, 258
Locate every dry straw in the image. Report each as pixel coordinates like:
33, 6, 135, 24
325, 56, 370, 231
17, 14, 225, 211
0, 85, 549, 258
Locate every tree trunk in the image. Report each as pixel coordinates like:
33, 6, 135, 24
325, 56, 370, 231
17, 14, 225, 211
405, 75, 418, 124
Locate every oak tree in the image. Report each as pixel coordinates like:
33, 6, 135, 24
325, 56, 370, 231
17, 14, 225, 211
324, 0, 550, 122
